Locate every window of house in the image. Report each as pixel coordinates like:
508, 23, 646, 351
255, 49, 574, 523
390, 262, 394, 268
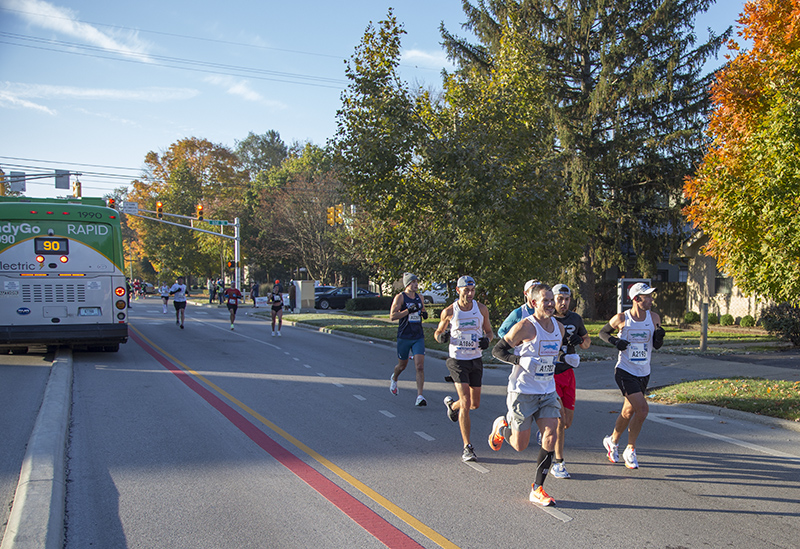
679, 266, 688, 283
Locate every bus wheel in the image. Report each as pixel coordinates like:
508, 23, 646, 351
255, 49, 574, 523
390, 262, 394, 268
103, 344, 120, 352
9, 347, 29, 355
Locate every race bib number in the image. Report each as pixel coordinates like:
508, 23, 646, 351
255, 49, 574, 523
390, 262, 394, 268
628, 343, 647, 361
408, 311, 421, 323
455, 333, 477, 350
535, 356, 556, 375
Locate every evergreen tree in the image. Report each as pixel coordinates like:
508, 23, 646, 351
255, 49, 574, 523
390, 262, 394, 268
442, 0, 730, 317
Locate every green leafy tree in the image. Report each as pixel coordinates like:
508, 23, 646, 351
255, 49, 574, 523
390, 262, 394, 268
335, 10, 578, 319
684, 0, 800, 303
442, 0, 730, 317
235, 130, 289, 179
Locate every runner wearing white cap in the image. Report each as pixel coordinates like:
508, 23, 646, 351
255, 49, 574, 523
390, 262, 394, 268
598, 282, 666, 469
435, 275, 494, 463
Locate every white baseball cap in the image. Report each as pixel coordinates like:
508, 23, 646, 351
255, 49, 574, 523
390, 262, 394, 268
524, 279, 541, 293
628, 282, 656, 300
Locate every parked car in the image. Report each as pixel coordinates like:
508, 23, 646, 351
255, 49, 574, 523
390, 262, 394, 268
315, 286, 380, 310
314, 285, 336, 296
421, 282, 448, 304
142, 282, 155, 294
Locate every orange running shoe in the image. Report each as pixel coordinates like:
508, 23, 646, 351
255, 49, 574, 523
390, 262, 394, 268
488, 416, 508, 451
529, 485, 555, 506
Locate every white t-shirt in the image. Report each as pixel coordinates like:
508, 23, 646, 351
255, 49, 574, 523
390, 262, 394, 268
170, 283, 187, 302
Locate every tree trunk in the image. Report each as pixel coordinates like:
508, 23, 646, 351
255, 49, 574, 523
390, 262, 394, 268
577, 244, 597, 320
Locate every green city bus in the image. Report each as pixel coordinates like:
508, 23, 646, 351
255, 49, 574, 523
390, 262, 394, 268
0, 196, 128, 352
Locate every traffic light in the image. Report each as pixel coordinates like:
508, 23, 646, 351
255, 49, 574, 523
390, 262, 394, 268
107, 198, 116, 209
196, 204, 204, 221
326, 206, 335, 226
226, 260, 236, 269
156, 201, 163, 219
334, 203, 343, 225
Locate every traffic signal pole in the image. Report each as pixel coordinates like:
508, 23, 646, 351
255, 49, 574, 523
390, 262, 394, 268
125, 205, 241, 290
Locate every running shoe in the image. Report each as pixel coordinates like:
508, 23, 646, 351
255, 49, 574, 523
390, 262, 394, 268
230, 324, 234, 330
443, 396, 458, 422
623, 447, 639, 469
271, 331, 275, 337
277, 331, 281, 336
180, 324, 184, 329
536, 430, 542, 447
488, 416, 508, 451
550, 462, 571, 479
603, 435, 619, 463
390, 375, 398, 396
415, 395, 427, 407
529, 485, 555, 506
462, 444, 477, 462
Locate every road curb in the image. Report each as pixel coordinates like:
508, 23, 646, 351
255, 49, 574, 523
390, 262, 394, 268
677, 402, 800, 433
1, 348, 72, 549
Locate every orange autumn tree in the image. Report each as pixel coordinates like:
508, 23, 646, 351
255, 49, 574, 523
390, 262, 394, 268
684, 0, 800, 303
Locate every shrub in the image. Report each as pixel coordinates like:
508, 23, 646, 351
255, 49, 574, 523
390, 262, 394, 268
346, 296, 393, 311
760, 303, 800, 346
684, 311, 700, 324
708, 313, 719, 325
720, 314, 735, 326
740, 315, 756, 327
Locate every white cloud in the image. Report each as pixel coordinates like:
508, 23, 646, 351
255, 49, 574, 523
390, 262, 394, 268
204, 76, 285, 108
0, 90, 55, 114
1, 0, 153, 61
401, 48, 454, 70
0, 82, 199, 102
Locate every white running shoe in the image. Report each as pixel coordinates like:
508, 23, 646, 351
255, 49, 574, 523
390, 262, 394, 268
550, 462, 571, 479
623, 447, 639, 469
277, 331, 281, 336
603, 435, 619, 463
271, 331, 275, 337
415, 395, 427, 407
390, 375, 398, 395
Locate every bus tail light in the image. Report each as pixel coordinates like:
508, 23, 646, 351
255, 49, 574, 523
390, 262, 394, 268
115, 300, 127, 310
36, 255, 45, 263
114, 287, 126, 297
59, 256, 68, 263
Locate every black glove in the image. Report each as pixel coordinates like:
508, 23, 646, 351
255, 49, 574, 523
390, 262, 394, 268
421, 310, 428, 320
566, 332, 583, 347
653, 326, 666, 349
478, 337, 490, 350
609, 337, 630, 351
438, 330, 450, 344
406, 302, 420, 313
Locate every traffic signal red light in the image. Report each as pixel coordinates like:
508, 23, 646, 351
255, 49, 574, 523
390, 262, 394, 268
196, 204, 204, 221
156, 201, 163, 219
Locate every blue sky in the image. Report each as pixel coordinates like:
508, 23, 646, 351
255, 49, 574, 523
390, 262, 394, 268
1, 0, 748, 199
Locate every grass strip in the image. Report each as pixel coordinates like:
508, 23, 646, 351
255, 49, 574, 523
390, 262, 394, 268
648, 378, 800, 422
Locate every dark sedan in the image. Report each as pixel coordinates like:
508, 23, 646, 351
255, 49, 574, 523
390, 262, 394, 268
315, 286, 379, 310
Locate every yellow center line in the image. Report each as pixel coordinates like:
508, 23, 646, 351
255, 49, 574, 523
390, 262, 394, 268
130, 324, 460, 549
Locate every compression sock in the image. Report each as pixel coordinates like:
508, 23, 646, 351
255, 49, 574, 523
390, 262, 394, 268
534, 447, 554, 486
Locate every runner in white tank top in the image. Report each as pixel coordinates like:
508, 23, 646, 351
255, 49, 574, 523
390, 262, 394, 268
598, 282, 666, 470
489, 283, 564, 507
435, 276, 494, 464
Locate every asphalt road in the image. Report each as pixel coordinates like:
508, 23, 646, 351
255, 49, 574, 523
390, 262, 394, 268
0, 349, 52, 535
5, 297, 799, 548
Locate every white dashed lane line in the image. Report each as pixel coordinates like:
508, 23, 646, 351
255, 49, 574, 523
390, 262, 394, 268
379, 410, 395, 418
354, 395, 366, 401
415, 431, 435, 441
